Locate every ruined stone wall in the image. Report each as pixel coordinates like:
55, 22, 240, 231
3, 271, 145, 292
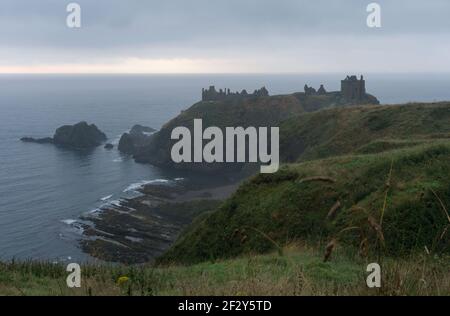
202, 86, 269, 101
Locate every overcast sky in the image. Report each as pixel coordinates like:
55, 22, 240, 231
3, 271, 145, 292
0, 0, 449, 73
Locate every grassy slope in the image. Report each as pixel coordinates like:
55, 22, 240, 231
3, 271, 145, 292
1, 245, 448, 296
159, 140, 450, 265
280, 102, 450, 162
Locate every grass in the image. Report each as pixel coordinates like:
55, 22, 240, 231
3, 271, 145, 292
1, 244, 448, 296
158, 141, 450, 265
279, 102, 450, 162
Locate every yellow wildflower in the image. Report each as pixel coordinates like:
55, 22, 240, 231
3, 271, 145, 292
117, 276, 130, 286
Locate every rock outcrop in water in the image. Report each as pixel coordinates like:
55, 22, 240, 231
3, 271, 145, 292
53, 122, 107, 148
20, 137, 54, 144
118, 133, 136, 154
21, 121, 107, 149
118, 125, 155, 155
130, 124, 156, 135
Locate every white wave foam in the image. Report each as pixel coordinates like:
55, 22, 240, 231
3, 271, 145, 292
100, 194, 113, 201
109, 200, 122, 207
61, 219, 84, 234
174, 177, 185, 181
61, 219, 77, 225
123, 179, 169, 193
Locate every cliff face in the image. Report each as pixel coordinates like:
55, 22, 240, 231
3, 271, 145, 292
118, 124, 156, 155
134, 92, 380, 172
133, 94, 305, 171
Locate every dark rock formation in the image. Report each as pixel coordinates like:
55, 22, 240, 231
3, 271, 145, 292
104, 143, 114, 149
118, 133, 136, 154
132, 94, 306, 171
53, 122, 107, 148
21, 122, 107, 149
79, 182, 224, 264
118, 125, 155, 155
130, 124, 156, 135
20, 137, 54, 144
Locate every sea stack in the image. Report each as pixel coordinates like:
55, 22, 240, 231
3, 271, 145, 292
21, 121, 107, 149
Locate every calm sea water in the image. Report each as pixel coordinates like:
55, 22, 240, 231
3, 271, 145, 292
0, 73, 449, 262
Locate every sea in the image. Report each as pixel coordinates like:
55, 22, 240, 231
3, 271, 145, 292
0, 73, 449, 263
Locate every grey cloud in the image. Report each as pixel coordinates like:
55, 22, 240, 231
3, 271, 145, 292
0, 0, 449, 71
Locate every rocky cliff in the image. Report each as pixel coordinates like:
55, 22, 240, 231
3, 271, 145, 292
132, 91, 379, 172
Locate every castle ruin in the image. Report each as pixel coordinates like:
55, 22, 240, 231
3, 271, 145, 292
302, 75, 368, 101
201, 75, 373, 104
304, 84, 327, 96
341, 75, 366, 101
202, 86, 269, 102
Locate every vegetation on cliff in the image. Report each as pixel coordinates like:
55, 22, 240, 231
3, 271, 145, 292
156, 102, 450, 265
133, 92, 379, 169
279, 102, 450, 162
159, 141, 450, 265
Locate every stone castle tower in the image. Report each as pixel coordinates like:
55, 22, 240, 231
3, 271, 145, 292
341, 75, 366, 100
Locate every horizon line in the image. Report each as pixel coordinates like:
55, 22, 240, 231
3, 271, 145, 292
1, 72, 450, 76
